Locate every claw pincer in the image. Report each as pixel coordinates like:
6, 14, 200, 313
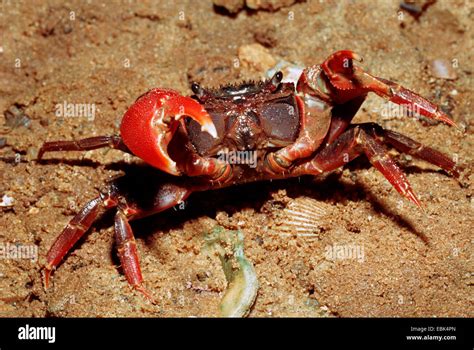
318, 50, 457, 127
120, 88, 217, 175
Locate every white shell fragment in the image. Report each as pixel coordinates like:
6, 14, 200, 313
266, 60, 304, 84
272, 197, 330, 236
430, 59, 457, 80
0, 194, 14, 207
204, 226, 259, 317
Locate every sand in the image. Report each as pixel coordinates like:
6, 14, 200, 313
0, 0, 472, 317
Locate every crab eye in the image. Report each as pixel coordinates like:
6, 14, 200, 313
274, 71, 283, 83
191, 83, 201, 94
268, 71, 283, 91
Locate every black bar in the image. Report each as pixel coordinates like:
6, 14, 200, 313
0, 318, 471, 349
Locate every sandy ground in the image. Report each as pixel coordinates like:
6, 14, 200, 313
0, 0, 473, 317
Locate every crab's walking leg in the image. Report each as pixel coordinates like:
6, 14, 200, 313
293, 126, 422, 207
37, 135, 130, 160
114, 210, 154, 303
381, 129, 460, 177
43, 173, 204, 302
44, 197, 107, 287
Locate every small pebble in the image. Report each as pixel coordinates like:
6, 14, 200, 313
0, 194, 14, 207
213, 0, 245, 13
238, 43, 276, 73
430, 59, 457, 80
63, 23, 73, 34
4, 105, 31, 129
28, 207, 40, 214
246, 0, 296, 11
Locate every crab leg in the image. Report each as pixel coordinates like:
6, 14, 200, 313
294, 125, 422, 207
44, 197, 106, 287
38, 135, 130, 160
114, 210, 154, 303
43, 193, 154, 301
370, 76, 457, 127
325, 102, 459, 178
43, 172, 204, 302
320, 50, 457, 127
381, 129, 460, 177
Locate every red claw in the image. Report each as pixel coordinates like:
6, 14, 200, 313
319, 51, 457, 128
321, 50, 363, 90
376, 78, 458, 128
120, 88, 217, 175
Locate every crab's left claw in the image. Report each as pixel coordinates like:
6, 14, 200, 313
120, 88, 217, 175
320, 50, 458, 128
321, 50, 363, 90
373, 77, 458, 128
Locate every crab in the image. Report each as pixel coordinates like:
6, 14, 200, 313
38, 50, 460, 302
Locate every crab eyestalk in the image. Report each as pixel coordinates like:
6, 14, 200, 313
120, 88, 217, 175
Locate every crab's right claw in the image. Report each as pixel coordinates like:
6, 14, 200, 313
120, 88, 217, 175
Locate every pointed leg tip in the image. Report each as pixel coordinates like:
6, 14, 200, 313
135, 285, 157, 304
441, 116, 464, 133
443, 117, 458, 128
43, 269, 51, 289
435, 111, 460, 129
406, 190, 424, 211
